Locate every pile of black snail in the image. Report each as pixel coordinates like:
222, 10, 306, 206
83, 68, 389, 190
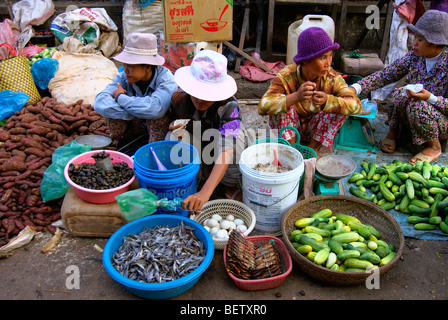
68, 151, 134, 190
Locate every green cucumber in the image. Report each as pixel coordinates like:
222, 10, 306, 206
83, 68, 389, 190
408, 215, 429, 224
380, 251, 397, 266
328, 239, 344, 255
310, 208, 333, 219
314, 247, 331, 265
379, 181, 395, 202
399, 194, 410, 212
429, 187, 448, 196
358, 252, 381, 264
380, 201, 396, 210
333, 214, 360, 225
344, 258, 373, 270
440, 222, 448, 234
337, 250, 360, 261
406, 179, 415, 200
349, 186, 375, 201
408, 205, 431, 215
414, 223, 437, 230
299, 235, 328, 252
348, 172, 365, 183
428, 216, 442, 225
408, 171, 432, 188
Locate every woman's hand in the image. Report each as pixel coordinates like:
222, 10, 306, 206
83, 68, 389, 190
312, 91, 327, 107
182, 189, 213, 215
113, 83, 126, 99
406, 88, 431, 101
169, 120, 183, 131
295, 81, 317, 102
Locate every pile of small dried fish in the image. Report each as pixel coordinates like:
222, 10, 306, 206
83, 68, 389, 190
225, 230, 283, 280
112, 222, 206, 283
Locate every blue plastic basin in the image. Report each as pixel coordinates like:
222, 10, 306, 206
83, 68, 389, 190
102, 215, 214, 299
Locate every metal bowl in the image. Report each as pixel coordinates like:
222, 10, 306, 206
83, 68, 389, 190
75, 135, 112, 150
315, 155, 356, 180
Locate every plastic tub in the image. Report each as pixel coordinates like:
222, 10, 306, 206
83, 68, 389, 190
223, 235, 292, 291
102, 214, 215, 299
64, 150, 135, 204
134, 141, 200, 216
239, 143, 304, 232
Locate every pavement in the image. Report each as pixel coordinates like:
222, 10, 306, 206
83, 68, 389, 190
0, 76, 447, 308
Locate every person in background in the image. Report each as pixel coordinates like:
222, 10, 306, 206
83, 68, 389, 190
167, 50, 246, 214
258, 27, 363, 158
350, 10, 448, 163
94, 32, 178, 147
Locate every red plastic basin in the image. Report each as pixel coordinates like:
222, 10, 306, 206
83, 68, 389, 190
64, 150, 135, 204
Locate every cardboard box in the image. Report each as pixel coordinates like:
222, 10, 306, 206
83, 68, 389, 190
161, 32, 222, 72
163, 0, 233, 43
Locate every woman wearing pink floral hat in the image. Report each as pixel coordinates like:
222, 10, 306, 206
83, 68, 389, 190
94, 32, 178, 149
167, 49, 247, 214
258, 27, 363, 158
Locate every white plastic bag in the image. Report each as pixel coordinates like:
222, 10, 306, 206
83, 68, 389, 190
12, 0, 55, 31
48, 51, 118, 105
50, 7, 117, 46
122, 0, 164, 44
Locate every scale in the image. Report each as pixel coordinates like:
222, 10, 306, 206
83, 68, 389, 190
334, 100, 377, 153
314, 172, 340, 195
313, 155, 357, 195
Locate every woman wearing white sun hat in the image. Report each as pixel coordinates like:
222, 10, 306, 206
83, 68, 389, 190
94, 32, 178, 147
167, 50, 247, 213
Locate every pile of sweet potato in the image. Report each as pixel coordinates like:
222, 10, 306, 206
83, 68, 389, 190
0, 96, 110, 245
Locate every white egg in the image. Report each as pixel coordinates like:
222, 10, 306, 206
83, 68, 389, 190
226, 214, 235, 221
206, 218, 219, 228
203, 219, 210, 227
237, 224, 247, 233
234, 218, 244, 226
228, 221, 236, 230
204, 225, 210, 232
215, 229, 228, 239
209, 227, 219, 236
220, 220, 231, 230
211, 214, 223, 221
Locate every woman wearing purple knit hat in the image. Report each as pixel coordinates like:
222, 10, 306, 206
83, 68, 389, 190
351, 9, 448, 163
259, 27, 363, 157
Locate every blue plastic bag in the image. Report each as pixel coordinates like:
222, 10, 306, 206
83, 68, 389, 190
31, 58, 59, 90
0, 90, 29, 121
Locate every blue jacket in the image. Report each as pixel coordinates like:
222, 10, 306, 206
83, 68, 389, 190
94, 65, 178, 120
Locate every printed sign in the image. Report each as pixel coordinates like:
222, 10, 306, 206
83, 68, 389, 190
163, 0, 233, 43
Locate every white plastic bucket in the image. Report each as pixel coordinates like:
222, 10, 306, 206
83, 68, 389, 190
239, 143, 304, 232
286, 15, 335, 65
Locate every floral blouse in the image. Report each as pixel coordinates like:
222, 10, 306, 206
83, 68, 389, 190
357, 46, 448, 106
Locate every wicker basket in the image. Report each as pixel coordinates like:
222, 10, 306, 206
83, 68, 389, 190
194, 200, 256, 250
281, 195, 404, 285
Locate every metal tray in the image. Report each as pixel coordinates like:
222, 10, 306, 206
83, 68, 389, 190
315, 155, 356, 180
75, 135, 112, 150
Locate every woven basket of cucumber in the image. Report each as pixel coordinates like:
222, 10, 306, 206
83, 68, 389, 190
281, 195, 404, 285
